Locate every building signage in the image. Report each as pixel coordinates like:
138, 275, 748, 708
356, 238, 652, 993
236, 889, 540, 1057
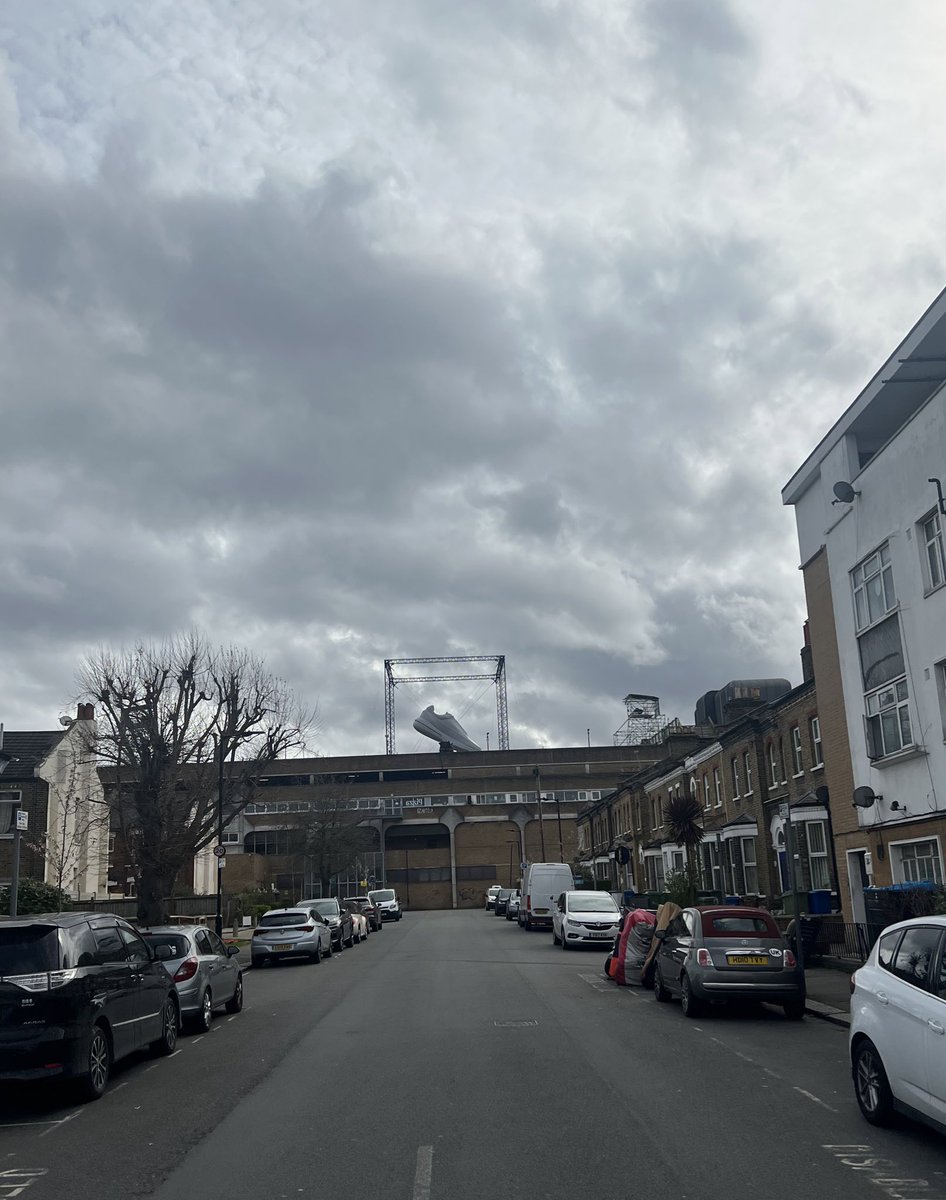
15, 810, 28, 832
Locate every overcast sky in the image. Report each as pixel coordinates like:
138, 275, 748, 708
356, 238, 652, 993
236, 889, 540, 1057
3, 2, 945, 756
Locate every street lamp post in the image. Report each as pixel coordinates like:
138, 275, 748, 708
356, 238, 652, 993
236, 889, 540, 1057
0, 743, 17, 917
215, 735, 225, 939
533, 768, 546, 860
781, 802, 805, 974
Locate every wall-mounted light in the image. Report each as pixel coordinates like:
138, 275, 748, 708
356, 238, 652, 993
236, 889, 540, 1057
832, 480, 861, 506
890, 799, 908, 813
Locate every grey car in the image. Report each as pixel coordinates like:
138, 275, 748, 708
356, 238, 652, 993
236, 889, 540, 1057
251, 907, 333, 968
505, 891, 521, 921
652, 906, 805, 1020
139, 925, 243, 1033
296, 898, 354, 949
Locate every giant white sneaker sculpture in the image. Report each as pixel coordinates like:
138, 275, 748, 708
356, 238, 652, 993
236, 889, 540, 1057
412, 706, 482, 753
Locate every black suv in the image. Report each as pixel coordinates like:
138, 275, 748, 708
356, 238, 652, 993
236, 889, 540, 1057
296, 898, 354, 950
0, 911, 180, 1101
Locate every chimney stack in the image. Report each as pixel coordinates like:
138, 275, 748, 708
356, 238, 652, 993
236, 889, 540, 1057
76, 703, 95, 721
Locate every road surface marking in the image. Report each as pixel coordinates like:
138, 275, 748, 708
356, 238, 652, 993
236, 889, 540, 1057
0, 1167, 48, 1197
710, 1037, 756, 1064
578, 972, 609, 993
763, 1067, 782, 1080
191, 1037, 205, 1045
412, 1146, 433, 1200
38, 1109, 83, 1139
823, 1144, 946, 1200
794, 1087, 837, 1113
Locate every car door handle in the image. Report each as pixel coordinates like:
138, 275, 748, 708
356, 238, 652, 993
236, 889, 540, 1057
876, 991, 889, 1005
929, 1020, 945, 1035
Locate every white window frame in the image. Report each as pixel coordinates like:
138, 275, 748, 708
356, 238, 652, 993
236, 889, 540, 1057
703, 775, 711, 810
865, 677, 914, 759
890, 836, 944, 886
809, 716, 823, 768
741, 837, 759, 894
806, 820, 830, 891
768, 743, 779, 789
713, 766, 722, 808
852, 543, 897, 633
0, 791, 21, 838
743, 751, 753, 795
936, 660, 946, 742
921, 510, 946, 593
790, 726, 803, 776
730, 756, 740, 799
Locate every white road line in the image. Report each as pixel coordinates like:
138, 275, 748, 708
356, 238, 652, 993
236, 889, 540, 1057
191, 1037, 205, 1045
412, 1146, 433, 1200
794, 1087, 838, 1113
144, 1063, 161, 1073
39, 1109, 83, 1138
111, 1082, 130, 1093
763, 1067, 782, 1080
168, 1049, 183, 1059
226, 1016, 238, 1023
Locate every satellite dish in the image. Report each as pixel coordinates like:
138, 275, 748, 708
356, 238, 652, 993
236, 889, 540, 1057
853, 785, 878, 808
59, 716, 74, 727
833, 480, 859, 504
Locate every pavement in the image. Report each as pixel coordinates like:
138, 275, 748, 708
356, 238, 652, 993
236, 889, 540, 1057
804, 963, 855, 1027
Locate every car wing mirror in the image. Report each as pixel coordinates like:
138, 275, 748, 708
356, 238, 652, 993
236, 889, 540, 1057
227, 944, 241, 957
653, 929, 667, 942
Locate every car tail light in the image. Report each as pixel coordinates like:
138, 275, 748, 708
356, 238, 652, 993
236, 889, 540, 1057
696, 948, 712, 967
288, 924, 314, 932
526, 895, 531, 911
48, 969, 79, 989
783, 949, 797, 969
173, 957, 199, 983
252, 926, 267, 936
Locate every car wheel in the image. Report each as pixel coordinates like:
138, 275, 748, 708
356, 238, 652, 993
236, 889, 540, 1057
310, 940, 322, 964
653, 964, 670, 1002
191, 988, 213, 1033
251, 956, 264, 970
226, 974, 244, 1013
152, 996, 179, 1056
78, 1024, 111, 1101
680, 974, 704, 1019
853, 1039, 896, 1126
345, 931, 354, 948
324, 939, 333, 958
783, 998, 805, 1021
552, 926, 559, 945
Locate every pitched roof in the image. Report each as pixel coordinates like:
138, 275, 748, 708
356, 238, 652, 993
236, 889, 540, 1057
0, 730, 65, 782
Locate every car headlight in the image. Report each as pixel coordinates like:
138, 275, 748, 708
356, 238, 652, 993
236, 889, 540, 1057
565, 918, 581, 927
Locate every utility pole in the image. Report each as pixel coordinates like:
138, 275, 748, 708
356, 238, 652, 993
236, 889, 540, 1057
533, 768, 546, 860
215, 735, 225, 938
783, 803, 805, 973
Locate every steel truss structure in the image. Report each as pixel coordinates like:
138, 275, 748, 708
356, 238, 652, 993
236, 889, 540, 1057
384, 655, 509, 755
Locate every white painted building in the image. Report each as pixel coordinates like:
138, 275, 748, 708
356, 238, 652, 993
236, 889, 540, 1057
783, 288, 946, 920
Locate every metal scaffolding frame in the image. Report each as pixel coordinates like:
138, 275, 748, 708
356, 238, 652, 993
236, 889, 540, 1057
384, 655, 509, 755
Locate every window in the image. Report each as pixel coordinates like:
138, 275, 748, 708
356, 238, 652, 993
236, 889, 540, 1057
713, 767, 722, 807
118, 925, 150, 964
936, 660, 946, 741
730, 757, 740, 799
791, 727, 803, 775
877, 929, 902, 972
921, 511, 946, 592
806, 821, 830, 890
852, 543, 897, 632
768, 744, 779, 788
107, 833, 116, 855
809, 717, 823, 768
865, 678, 913, 759
244, 829, 296, 855
893, 838, 944, 885
890, 925, 940, 988
222, 831, 240, 844
741, 837, 758, 893
703, 775, 710, 810
743, 751, 752, 795
195, 929, 216, 956
0, 792, 21, 837
778, 738, 787, 783
92, 923, 126, 965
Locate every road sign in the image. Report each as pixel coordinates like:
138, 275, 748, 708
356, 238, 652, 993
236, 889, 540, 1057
217, 855, 226, 870
15, 810, 28, 832
213, 844, 227, 858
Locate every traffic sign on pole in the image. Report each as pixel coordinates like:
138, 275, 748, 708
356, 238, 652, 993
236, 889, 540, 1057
213, 844, 226, 858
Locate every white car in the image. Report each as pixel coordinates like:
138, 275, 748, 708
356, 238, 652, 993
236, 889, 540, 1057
344, 904, 369, 943
485, 885, 502, 911
850, 915, 946, 1132
552, 890, 622, 950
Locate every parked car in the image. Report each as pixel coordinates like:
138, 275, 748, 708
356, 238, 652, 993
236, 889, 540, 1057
139, 924, 243, 1032
552, 891, 622, 949
850, 915, 946, 1131
485, 885, 502, 911
519, 863, 574, 930
345, 895, 383, 932
652, 906, 805, 1019
0, 911, 179, 1101
296, 898, 354, 949
368, 888, 402, 922
494, 888, 514, 917
251, 907, 333, 967
506, 891, 521, 921
342, 904, 369, 943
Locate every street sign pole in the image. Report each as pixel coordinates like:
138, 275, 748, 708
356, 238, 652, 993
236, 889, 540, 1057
10, 809, 28, 918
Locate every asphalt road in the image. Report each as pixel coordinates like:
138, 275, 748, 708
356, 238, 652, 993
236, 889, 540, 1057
3, 912, 946, 1200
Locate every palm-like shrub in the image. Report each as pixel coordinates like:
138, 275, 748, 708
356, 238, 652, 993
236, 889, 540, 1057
663, 794, 705, 903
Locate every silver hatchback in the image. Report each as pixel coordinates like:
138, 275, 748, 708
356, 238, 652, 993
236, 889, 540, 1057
652, 906, 805, 1019
140, 925, 243, 1033
251, 907, 333, 968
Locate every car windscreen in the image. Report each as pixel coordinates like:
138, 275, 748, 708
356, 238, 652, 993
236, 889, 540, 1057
307, 901, 339, 916
497, 890, 512, 898
141, 934, 190, 957
701, 914, 778, 937
0, 926, 61, 975
370, 890, 396, 902
568, 895, 618, 912
259, 912, 311, 928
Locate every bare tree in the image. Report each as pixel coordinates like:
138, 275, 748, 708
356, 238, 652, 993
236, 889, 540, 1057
299, 780, 374, 897
76, 633, 316, 923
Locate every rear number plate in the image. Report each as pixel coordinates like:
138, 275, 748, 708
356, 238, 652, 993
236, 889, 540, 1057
727, 954, 768, 966
589, 932, 611, 939
274, 943, 292, 952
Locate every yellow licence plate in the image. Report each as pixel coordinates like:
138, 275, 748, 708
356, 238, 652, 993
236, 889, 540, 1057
274, 943, 292, 952
727, 954, 768, 966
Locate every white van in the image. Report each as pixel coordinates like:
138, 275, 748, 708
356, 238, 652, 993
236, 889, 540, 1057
519, 862, 575, 930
